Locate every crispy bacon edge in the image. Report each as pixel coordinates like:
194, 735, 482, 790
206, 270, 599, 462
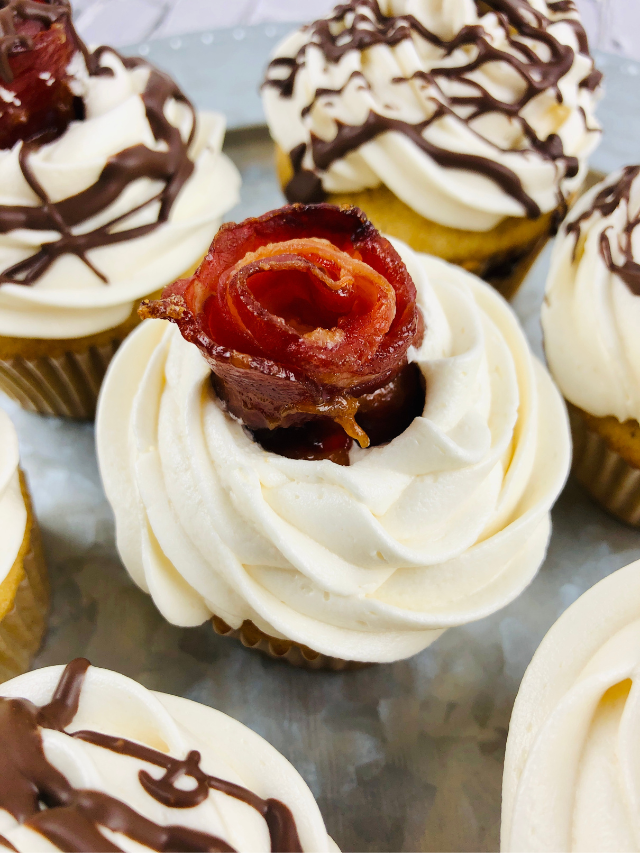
139, 204, 423, 447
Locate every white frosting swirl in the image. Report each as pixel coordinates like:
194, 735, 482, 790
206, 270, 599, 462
0, 49, 240, 340
263, 0, 601, 232
0, 409, 27, 588
542, 166, 640, 424
502, 559, 640, 852
0, 663, 334, 852
96, 245, 570, 663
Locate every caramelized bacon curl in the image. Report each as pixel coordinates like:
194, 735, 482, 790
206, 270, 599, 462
140, 204, 423, 451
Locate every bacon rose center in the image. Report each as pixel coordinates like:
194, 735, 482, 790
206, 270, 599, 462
140, 204, 423, 452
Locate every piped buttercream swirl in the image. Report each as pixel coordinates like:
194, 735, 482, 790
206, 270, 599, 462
502, 559, 640, 852
97, 242, 570, 663
263, 0, 601, 232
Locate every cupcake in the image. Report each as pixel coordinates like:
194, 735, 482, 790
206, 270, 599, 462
0, 0, 240, 419
262, 0, 602, 300
0, 658, 336, 851
96, 203, 570, 669
502, 559, 640, 852
0, 409, 48, 683
542, 166, 640, 526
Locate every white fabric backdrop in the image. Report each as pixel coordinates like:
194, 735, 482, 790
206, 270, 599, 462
72, 0, 640, 60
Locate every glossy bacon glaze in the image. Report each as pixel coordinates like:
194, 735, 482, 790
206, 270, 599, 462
141, 204, 423, 450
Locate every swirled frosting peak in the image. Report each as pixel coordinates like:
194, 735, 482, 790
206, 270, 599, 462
502, 559, 640, 852
542, 166, 640, 424
97, 240, 570, 663
263, 0, 602, 231
0, 660, 334, 852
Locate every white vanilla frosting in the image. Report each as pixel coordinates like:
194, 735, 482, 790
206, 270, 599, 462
96, 243, 570, 663
0, 409, 27, 588
263, 0, 601, 231
0, 663, 334, 852
502, 559, 640, 852
542, 166, 640, 424
0, 49, 240, 340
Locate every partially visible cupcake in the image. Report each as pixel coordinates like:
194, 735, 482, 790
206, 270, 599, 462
0, 659, 336, 851
262, 0, 602, 300
502, 559, 640, 852
0, 0, 240, 419
0, 409, 48, 683
542, 165, 640, 526
97, 204, 570, 670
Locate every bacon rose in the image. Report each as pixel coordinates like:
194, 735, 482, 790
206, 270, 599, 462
0, 1, 79, 150
140, 204, 424, 460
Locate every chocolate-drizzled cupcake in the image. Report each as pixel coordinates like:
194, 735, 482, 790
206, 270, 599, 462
0, 0, 240, 419
0, 409, 47, 683
543, 166, 640, 526
263, 0, 602, 299
0, 659, 336, 851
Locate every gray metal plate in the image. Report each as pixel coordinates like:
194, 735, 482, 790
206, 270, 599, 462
3, 28, 640, 853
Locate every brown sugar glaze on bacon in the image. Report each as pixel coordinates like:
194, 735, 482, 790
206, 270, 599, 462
0, 659, 303, 852
140, 204, 425, 465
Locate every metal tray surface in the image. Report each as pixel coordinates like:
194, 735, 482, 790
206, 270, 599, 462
3, 29, 640, 853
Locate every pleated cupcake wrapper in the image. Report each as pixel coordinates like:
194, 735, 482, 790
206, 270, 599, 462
0, 514, 49, 684
212, 616, 371, 672
569, 406, 640, 527
0, 339, 121, 420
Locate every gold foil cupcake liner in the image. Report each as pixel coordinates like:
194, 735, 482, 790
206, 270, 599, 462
569, 406, 640, 527
0, 338, 121, 420
212, 616, 371, 672
0, 473, 49, 683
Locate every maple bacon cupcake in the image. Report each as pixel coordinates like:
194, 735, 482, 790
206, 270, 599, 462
263, 0, 602, 299
542, 166, 640, 526
0, 409, 48, 683
97, 204, 570, 669
0, 0, 240, 419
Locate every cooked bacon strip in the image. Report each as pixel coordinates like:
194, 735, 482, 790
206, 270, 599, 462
0, 4, 78, 150
140, 204, 423, 448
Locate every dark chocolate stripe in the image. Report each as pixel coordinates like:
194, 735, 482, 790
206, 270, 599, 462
566, 165, 640, 295
265, 0, 600, 217
0, 660, 303, 853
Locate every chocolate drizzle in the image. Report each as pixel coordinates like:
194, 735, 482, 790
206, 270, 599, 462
567, 165, 640, 296
0, 659, 303, 853
0, 1, 197, 286
264, 0, 601, 216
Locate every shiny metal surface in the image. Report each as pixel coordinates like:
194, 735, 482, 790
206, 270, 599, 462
2, 35, 640, 853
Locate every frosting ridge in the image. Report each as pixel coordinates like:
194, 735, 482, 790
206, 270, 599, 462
0, 408, 26, 589
502, 559, 640, 852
